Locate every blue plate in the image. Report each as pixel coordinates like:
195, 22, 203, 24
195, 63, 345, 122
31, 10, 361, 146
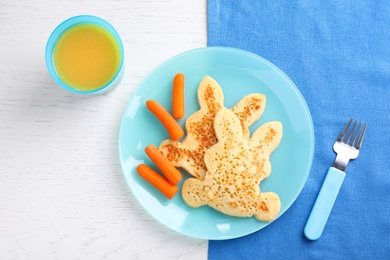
118, 47, 314, 240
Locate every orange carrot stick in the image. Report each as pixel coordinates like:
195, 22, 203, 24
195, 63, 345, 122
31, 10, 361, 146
145, 144, 182, 185
172, 73, 185, 119
136, 164, 178, 199
146, 100, 184, 141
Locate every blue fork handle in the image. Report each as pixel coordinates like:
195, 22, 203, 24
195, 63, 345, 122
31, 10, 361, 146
304, 167, 346, 240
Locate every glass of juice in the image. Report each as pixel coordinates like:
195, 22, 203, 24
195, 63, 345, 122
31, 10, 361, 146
45, 15, 124, 94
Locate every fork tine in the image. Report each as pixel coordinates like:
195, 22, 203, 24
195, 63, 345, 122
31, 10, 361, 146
337, 118, 353, 141
356, 123, 367, 149
344, 120, 357, 143
349, 122, 361, 146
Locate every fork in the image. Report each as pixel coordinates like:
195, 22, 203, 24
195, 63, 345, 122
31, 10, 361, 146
304, 119, 367, 240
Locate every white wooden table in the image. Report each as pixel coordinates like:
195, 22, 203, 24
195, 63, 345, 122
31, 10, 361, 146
0, 0, 208, 259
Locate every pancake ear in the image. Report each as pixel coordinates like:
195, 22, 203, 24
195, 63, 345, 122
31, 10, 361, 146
231, 93, 266, 139
213, 108, 243, 142
197, 76, 224, 111
250, 121, 283, 155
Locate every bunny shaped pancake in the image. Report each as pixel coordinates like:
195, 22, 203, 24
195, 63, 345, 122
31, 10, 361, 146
182, 108, 282, 222
159, 76, 266, 179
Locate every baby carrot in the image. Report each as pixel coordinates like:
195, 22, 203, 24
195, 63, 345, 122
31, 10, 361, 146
145, 144, 182, 185
136, 164, 178, 199
172, 73, 185, 119
146, 100, 184, 141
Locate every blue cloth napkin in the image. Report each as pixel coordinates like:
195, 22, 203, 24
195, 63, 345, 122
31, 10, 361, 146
208, 1, 390, 259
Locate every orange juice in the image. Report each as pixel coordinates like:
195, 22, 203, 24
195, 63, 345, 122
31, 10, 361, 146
53, 23, 122, 91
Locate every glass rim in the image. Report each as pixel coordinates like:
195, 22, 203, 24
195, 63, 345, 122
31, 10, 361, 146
45, 15, 124, 94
